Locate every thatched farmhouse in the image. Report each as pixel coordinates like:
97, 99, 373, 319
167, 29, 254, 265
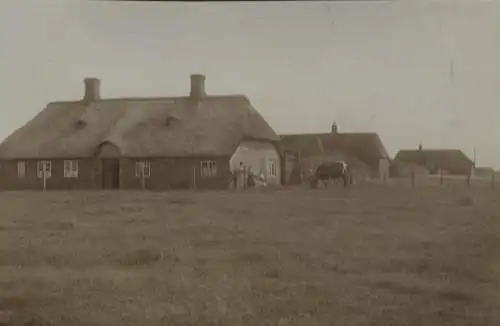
0, 75, 282, 190
280, 122, 390, 185
394, 145, 474, 176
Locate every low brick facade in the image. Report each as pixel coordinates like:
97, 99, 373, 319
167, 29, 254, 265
0, 157, 230, 191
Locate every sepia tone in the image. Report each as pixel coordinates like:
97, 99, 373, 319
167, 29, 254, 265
0, 1, 499, 326
0, 75, 281, 190
1, 186, 499, 325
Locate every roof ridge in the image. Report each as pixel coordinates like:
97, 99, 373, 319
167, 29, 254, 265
47, 94, 249, 105
398, 149, 463, 152
280, 132, 379, 137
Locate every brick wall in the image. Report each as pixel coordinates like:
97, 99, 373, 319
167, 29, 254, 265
0, 157, 230, 191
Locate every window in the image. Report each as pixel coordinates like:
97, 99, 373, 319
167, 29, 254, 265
201, 160, 217, 177
17, 160, 27, 178
37, 160, 52, 179
64, 160, 79, 178
135, 160, 151, 178
269, 158, 277, 177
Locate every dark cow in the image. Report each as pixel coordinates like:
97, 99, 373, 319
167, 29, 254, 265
310, 161, 352, 189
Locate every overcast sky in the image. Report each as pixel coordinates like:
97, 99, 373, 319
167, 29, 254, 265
1, 1, 499, 167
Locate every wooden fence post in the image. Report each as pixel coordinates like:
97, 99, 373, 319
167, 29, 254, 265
411, 170, 415, 189
141, 171, 146, 190
439, 169, 444, 186
466, 170, 471, 188
193, 166, 197, 190
43, 170, 47, 192
297, 151, 303, 185
42, 161, 48, 192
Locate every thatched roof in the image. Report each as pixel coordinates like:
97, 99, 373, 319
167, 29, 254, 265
0, 76, 279, 159
394, 149, 474, 170
279, 132, 389, 169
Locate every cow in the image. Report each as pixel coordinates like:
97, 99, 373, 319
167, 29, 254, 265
310, 161, 352, 189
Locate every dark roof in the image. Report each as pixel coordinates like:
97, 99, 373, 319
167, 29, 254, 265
279, 134, 325, 157
279, 132, 389, 168
394, 149, 474, 169
0, 82, 278, 159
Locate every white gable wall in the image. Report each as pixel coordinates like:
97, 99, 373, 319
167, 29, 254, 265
230, 140, 281, 185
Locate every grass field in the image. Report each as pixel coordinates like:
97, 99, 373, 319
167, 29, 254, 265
0, 182, 499, 325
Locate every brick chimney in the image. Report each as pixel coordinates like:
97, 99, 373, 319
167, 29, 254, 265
83, 77, 101, 103
331, 121, 338, 134
189, 74, 206, 99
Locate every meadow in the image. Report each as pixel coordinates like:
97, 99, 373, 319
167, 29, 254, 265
0, 179, 499, 325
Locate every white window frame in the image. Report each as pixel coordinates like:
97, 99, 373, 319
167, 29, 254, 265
200, 160, 217, 177
269, 158, 277, 177
64, 160, 79, 178
135, 160, 151, 178
37, 160, 52, 179
17, 160, 27, 178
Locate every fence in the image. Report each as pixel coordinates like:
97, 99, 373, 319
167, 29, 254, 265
385, 170, 498, 191
290, 168, 498, 192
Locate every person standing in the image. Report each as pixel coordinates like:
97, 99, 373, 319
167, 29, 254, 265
247, 167, 255, 188
239, 162, 245, 190
231, 169, 237, 190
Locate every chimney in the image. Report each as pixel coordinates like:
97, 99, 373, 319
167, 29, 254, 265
189, 74, 206, 99
331, 121, 338, 134
418, 143, 423, 151
83, 77, 101, 102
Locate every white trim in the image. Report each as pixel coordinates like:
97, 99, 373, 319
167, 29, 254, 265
37, 160, 52, 179
135, 160, 151, 178
269, 158, 277, 177
64, 160, 79, 178
200, 160, 217, 177
17, 160, 27, 178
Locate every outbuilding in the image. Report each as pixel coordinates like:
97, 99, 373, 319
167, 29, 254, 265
394, 145, 474, 176
280, 122, 390, 184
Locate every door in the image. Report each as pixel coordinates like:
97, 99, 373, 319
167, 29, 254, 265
102, 159, 120, 189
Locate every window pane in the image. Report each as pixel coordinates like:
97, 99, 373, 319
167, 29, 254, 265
135, 162, 140, 177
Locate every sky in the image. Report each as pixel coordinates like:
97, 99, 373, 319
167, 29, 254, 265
1, 0, 499, 167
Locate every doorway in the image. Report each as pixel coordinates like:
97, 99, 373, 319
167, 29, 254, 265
102, 159, 120, 189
